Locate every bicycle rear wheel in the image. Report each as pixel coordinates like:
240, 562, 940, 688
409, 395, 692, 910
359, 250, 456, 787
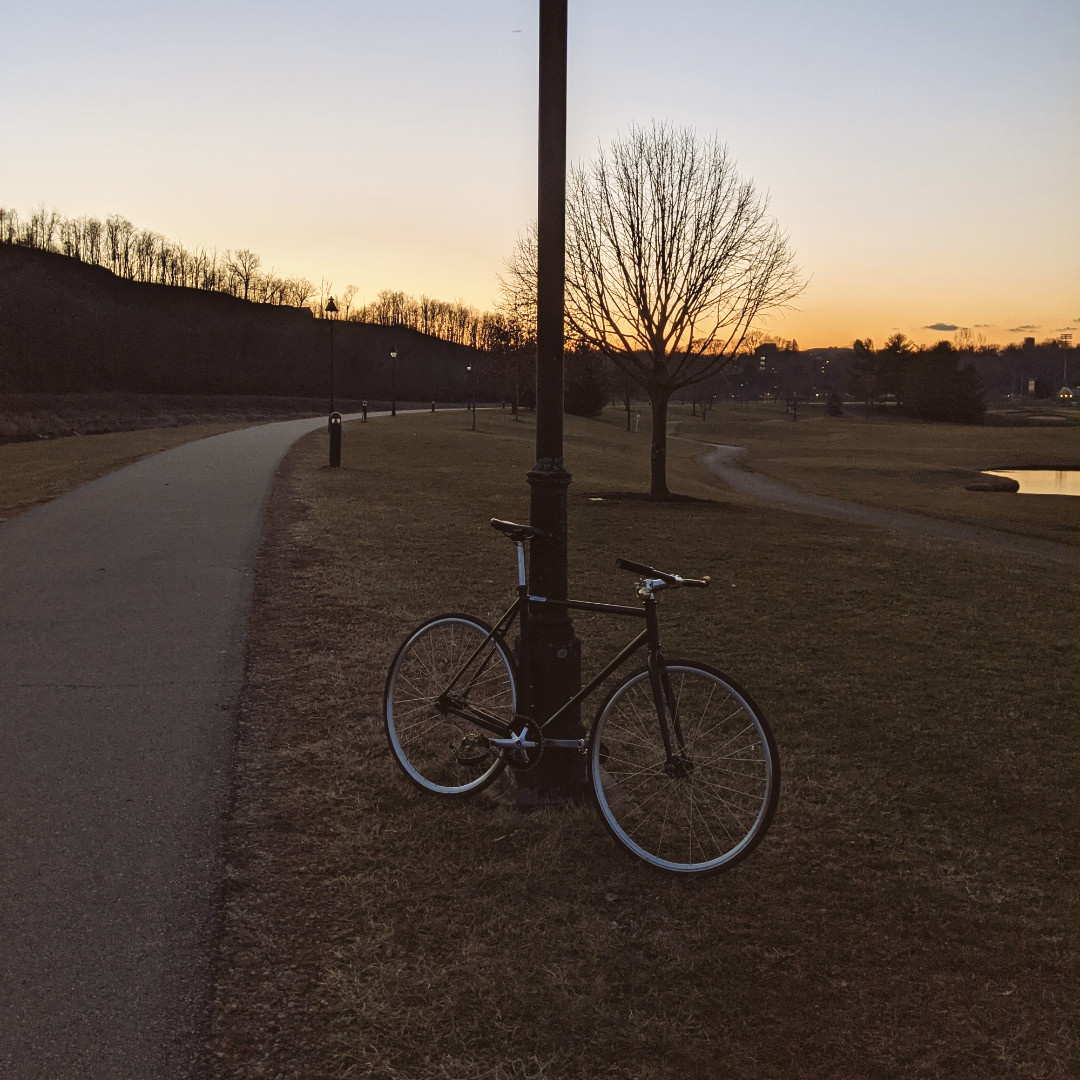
384, 614, 517, 796
589, 660, 779, 874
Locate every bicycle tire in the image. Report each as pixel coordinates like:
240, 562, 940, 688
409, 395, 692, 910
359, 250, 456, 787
384, 613, 517, 796
588, 660, 779, 875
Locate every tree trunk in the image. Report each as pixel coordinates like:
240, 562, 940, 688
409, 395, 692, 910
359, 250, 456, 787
648, 389, 669, 496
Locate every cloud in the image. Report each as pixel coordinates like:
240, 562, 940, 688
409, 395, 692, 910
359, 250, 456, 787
974, 323, 990, 328
1054, 326, 1077, 332
925, 322, 959, 332
1008, 324, 1040, 332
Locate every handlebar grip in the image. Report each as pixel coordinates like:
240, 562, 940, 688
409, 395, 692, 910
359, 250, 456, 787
616, 558, 681, 586
617, 559, 710, 589
615, 558, 656, 576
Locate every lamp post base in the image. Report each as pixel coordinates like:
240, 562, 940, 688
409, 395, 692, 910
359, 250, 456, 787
517, 456, 587, 801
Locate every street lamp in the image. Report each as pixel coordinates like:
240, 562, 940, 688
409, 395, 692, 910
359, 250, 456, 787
325, 296, 339, 414
521, 0, 583, 799
466, 364, 476, 430
390, 348, 398, 417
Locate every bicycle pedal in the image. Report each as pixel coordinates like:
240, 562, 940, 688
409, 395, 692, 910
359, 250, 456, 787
454, 734, 492, 767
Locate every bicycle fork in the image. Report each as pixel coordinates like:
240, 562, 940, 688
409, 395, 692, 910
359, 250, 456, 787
643, 599, 694, 779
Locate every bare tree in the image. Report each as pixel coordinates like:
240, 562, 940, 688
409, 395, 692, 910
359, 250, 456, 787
507, 122, 805, 495
84, 217, 103, 265
498, 224, 540, 345
341, 284, 358, 320
287, 276, 315, 308
227, 247, 262, 301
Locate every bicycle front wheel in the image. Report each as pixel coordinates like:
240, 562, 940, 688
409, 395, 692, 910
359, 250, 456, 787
384, 614, 517, 796
589, 660, 779, 875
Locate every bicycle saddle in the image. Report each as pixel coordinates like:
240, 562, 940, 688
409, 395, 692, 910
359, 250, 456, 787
489, 518, 548, 542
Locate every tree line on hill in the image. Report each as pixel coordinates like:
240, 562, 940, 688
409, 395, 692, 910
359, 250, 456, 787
0, 200, 612, 420
0, 203, 499, 351
0, 245, 492, 403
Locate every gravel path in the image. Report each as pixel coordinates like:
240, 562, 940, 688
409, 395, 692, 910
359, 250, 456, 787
0, 415, 360, 1079
698, 443, 1078, 568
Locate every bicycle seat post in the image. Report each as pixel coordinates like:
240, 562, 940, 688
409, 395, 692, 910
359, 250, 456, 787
514, 540, 527, 594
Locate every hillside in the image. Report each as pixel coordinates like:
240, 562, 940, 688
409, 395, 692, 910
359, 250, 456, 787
0, 245, 485, 400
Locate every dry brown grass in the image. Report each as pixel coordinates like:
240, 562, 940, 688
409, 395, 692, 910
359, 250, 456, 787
0, 391, 342, 441
209, 409, 1077, 1080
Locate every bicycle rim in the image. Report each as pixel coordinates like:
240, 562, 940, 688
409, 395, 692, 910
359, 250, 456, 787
589, 661, 779, 874
384, 614, 516, 795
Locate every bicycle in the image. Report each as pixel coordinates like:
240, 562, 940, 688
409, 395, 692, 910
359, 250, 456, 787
383, 518, 780, 875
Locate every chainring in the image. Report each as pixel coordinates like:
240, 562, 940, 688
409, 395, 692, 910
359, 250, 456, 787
506, 718, 544, 771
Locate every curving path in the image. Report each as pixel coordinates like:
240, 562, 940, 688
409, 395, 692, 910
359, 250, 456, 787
698, 443, 1078, 568
0, 414, 360, 1079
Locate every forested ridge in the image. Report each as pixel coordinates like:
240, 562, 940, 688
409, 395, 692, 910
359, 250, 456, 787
0, 244, 488, 401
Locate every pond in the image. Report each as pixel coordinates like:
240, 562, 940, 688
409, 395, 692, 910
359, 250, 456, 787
983, 470, 1080, 496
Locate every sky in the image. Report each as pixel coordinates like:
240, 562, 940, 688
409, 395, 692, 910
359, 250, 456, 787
3, 0, 1077, 348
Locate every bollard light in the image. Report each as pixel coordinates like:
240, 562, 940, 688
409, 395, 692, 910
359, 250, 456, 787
391, 348, 398, 417
328, 411, 342, 468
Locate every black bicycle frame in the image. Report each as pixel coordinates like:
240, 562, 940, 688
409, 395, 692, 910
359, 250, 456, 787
440, 539, 687, 763
457, 543, 674, 720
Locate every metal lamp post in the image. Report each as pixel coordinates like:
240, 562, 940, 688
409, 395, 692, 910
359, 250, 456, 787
520, 0, 583, 799
390, 348, 398, 417
466, 364, 476, 430
325, 297, 342, 466
325, 296, 338, 413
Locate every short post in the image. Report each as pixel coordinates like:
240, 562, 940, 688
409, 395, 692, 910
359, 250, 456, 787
328, 411, 342, 468
361, 400, 368, 423
431, 400, 436, 412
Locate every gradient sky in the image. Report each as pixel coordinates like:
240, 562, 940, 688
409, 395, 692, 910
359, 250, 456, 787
3, 0, 1077, 348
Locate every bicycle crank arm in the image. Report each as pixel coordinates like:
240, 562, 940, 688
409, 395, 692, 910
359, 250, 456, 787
488, 736, 587, 752
544, 737, 587, 751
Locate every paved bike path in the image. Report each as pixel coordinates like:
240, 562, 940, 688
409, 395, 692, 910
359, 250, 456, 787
0, 415, 359, 1079
698, 442, 1078, 567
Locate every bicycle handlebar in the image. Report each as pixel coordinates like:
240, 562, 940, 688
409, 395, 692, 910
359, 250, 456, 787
615, 558, 710, 589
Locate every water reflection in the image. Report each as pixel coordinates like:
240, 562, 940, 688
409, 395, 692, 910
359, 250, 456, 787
984, 470, 1080, 496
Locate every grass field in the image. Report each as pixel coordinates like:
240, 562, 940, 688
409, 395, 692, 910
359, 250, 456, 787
208, 408, 1077, 1080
